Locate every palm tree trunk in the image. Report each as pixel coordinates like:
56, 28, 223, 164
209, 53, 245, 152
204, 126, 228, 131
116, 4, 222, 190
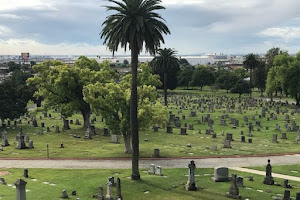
130, 44, 140, 180
249, 69, 252, 97
164, 72, 168, 106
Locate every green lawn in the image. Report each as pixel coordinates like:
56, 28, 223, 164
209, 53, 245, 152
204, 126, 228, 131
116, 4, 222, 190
0, 167, 299, 200
1, 92, 299, 159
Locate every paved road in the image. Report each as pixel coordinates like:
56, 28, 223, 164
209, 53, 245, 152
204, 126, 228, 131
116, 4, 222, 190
1, 154, 300, 169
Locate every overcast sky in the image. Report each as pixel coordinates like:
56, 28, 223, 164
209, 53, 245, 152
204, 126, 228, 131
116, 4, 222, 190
0, 0, 300, 55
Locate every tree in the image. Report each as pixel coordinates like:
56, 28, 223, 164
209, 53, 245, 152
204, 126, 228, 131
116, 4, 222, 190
233, 68, 247, 80
179, 58, 190, 65
101, 0, 170, 180
253, 61, 268, 97
190, 66, 215, 90
265, 47, 286, 69
178, 65, 194, 89
230, 80, 250, 98
283, 57, 300, 105
27, 57, 117, 128
0, 70, 34, 121
243, 53, 259, 96
151, 48, 180, 106
84, 63, 167, 153
216, 71, 239, 93
8, 61, 21, 72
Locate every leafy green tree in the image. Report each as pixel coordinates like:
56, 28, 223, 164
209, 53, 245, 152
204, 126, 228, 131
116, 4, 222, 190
233, 68, 247, 79
100, 0, 170, 180
253, 61, 268, 97
190, 66, 215, 90
178, 65, 194, 89
84, 63, 167, 153
27, 56, 117, 128
216, 71, 239, 93
230, 80, 250, 98
0, 70, 34, 121
283, 58, 300, 105
8, 61, 21, 72
151, 48, 180, 106
265, 47, 287, 69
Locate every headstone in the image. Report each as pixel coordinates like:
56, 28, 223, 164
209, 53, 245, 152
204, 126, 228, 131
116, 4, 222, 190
153, 149, 160, 158
296, 192, 300, 200
241, 136, 245, 142
103, 128, 110, 137
155, 166, 162, 176
281, 190, 291, 200
226, 133, 233, 141
263, 159, 274, 185
75, 119, 81, 125
226, 174, 242, 199
249, 176, 254, 181
281, 133, 287, 139
84, 125, 92, 139
16, 133, 27, 149
108, 177, 115, 186
2, 130, 9, 146
110, 135, 119, 144
272, 134, 278, 143
61, 190, 68, 199
98, 187, 104, 200
180, 127, 187, 135
185, 160, 197, 191
166, 125, 173, 133
105, 182, 113, 200
149, 164, 155, 174
212, 146, 217, 151
237, 176, 244, 187
223, 140, 231, 148
28, 140, 34, 149
24, 169, 28, 178
116, 178, 123, 200
283, 179, 292, 188
212, 167, 229, 182
0, 177, 6, 185
15, 179, 27, 200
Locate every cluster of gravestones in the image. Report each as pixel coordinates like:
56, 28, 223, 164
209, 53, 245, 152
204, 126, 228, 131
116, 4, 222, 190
0, 128, 34, 151
144, 160, 299, 200
0, 169, 123, 200
158, 94, 300, 150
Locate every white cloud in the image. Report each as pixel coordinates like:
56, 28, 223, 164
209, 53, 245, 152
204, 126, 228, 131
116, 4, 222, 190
260, 27, 300, 41
0, 39, 111, 55
0, 0, 56, 11
0, 26, 13, 36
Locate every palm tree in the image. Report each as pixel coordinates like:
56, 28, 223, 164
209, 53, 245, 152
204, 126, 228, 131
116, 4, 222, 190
243, 53, 259, 97
152, 48, 180, 106
101, 0, 170, 180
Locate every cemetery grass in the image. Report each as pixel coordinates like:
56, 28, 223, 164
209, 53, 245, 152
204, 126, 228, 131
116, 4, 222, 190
0, 167, 299, 200
1, 100, 300, 159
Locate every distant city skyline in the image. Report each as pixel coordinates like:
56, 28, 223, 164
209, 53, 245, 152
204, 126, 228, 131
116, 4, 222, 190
0, 0, 300, 55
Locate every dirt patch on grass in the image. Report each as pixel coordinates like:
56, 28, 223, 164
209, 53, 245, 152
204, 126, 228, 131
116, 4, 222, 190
0, 171, 11, 176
